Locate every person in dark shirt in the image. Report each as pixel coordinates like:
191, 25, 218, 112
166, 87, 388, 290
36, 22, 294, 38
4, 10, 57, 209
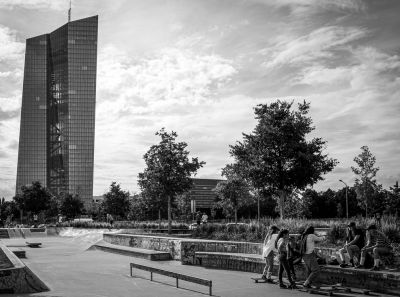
338, 222, 365, 268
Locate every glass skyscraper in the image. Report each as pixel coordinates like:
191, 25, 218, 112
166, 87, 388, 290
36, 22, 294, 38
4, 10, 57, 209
16, 16, 98, 208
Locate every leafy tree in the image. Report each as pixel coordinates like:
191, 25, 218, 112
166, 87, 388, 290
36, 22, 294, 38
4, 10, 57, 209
175, 192, 192, 221
0, 199, 19, 223
335, 187, 361, 218
102, 182, 130, 219
385, 182, 400, 216
351, 146, 380, 217
138, 128, 205, 233
60, 194, 84, 220
230, 100, 337, 219
127, 193, 149, 221
213, 167, 252, 223
13, 181, 52, 218
281, 191, 308, 218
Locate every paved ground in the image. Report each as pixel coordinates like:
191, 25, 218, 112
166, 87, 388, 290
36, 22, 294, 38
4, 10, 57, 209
0, 236, 392, 297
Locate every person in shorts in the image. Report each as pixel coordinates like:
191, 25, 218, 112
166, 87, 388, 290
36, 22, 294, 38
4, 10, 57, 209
356, 224, 392, 271
338, 222, 364, 268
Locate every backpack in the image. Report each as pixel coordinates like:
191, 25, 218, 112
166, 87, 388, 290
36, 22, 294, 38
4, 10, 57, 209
299, 235, 308, 256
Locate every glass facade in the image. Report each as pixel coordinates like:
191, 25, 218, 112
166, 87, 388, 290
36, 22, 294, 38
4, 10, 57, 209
16, 16, 98, 208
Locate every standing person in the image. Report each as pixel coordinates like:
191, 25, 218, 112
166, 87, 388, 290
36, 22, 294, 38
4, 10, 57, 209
356, 224, 392, 271
201, 213, 208, 225
195, 212, 201, 226
260, 225, 280, 282
288, 236, 302, 280
300, 226, 325, 289
338, 222, 364, 268
275, 229, 297, 289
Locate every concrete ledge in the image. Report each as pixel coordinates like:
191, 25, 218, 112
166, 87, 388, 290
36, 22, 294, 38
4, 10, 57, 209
0, 228, 47, 239
9, 248, 26, 259
0, 243, 49, 294
90, 241, 171, 261
103, 233, 263, 260
195, 251, 400, 295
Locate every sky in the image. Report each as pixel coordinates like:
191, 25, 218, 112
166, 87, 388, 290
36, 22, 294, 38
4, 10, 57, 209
1, 0, 400, 199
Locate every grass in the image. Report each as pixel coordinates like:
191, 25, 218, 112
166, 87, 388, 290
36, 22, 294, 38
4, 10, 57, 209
58, 216, 400, 248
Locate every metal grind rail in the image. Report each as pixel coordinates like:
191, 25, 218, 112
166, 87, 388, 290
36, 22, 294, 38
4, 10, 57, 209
130, 262, 212, 296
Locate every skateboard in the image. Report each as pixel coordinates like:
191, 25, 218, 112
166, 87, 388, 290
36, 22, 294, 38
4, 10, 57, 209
296, 283, 335, 296
251, 277, 277, 284
26, 242, 42, 248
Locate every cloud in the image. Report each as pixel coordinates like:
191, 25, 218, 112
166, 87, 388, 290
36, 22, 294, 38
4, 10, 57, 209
94, 42, 238, 193
97, 43, 237, 113
262, 0, 366, 16
263, 26, 367, 68
0, 25, 24, 61
0, 0, 68, 11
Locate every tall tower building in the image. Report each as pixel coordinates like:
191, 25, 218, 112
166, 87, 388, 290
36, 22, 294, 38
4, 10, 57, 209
16, 16, 98, 208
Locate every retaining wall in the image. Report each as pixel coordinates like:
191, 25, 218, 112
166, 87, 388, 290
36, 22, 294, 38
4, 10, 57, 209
0, 228, 47, 238
0, 243, 49, 294
103, 233, 264, 260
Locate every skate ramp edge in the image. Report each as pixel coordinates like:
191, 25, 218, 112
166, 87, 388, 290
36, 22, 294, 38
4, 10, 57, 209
0, 243, 49, 294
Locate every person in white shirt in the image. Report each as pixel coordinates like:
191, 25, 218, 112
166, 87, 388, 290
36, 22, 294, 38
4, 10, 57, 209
261, 225, 280, 282
300, 226, 325, 288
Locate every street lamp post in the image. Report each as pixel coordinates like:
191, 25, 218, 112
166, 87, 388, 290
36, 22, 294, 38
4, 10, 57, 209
339, 179, 349, 219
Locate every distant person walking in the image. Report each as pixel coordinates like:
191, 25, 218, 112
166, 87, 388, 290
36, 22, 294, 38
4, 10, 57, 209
300, 226, 325, 288
260, 225, 280, 282
275, 229, 297, 289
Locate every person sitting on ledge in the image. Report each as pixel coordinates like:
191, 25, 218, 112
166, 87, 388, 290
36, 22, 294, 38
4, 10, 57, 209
355, 224, 392, 271
338, 222, 364, 268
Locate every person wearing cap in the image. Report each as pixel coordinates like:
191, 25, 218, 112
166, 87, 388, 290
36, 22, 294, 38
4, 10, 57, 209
338, 222, 365, 268
355, 224, 392, 271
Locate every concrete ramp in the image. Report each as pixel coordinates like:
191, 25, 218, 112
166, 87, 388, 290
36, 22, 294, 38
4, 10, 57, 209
0, 243, 49, 294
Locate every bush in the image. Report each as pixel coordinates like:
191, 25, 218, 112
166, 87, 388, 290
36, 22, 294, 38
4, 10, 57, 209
190, 216, 400, 245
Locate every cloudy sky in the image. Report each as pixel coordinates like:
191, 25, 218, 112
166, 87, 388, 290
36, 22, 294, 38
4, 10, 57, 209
1, 0, 400, 199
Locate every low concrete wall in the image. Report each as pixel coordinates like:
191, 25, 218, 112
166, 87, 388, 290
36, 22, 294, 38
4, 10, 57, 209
104, 233, 264, 260
0, 243, 49, 294
104, 233, 182, 259
0, 228, 47, 238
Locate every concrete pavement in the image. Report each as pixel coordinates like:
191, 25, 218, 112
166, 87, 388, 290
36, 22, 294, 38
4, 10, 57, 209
0, 236, 391, 297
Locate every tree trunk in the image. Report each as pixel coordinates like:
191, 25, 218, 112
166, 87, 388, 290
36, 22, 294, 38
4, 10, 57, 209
257, 194, 260, 223
168, 195, 172, 234
279, 191, 286, 219
235, 208, 238, 225
158, 209, 161, 229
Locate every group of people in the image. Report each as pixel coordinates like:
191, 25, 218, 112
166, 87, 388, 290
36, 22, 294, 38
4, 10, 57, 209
337, 222, 392, 271
261, 225, 323, 289
260, 222, 392, 289
195, 212, 208, 225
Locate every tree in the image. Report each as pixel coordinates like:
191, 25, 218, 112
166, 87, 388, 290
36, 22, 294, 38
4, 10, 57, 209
102, 182, 130, 219
0, 199, 19, 223
385, 182, 400, 216
230, 100, 338, 219
213, 167, 252, 223
138, 128, 205, 233
351, 146, 380, 217
60, 194, 84, 220
13, 181, 53, 219
175, 192, 192, 221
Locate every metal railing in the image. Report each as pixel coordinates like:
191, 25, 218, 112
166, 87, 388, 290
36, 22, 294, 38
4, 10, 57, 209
130, 262, 212, 295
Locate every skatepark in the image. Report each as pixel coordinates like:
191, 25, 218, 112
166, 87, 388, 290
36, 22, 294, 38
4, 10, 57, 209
0, 228, 396, 297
